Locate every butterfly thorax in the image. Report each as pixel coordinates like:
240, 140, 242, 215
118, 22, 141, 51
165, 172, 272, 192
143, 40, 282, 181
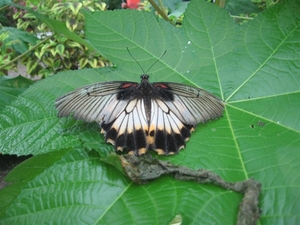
138, 74, 154, 123
138, 74, 153, 94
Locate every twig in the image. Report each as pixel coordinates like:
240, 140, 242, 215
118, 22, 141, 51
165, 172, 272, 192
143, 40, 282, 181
120, 154, 261, 225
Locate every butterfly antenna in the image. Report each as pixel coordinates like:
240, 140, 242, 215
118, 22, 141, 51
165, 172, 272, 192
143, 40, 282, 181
126, 47, 145, 73
145, 50, 167, 74
126, 47, 167, 74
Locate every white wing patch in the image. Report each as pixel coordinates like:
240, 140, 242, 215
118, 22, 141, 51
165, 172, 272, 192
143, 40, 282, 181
101, 98, 193, 155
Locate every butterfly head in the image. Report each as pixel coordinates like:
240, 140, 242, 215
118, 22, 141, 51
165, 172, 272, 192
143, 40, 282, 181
140, 74, 150, 83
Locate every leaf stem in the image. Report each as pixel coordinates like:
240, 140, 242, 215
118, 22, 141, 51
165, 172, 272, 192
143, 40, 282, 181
148, 0, 175, 26
230, 15, 254, 20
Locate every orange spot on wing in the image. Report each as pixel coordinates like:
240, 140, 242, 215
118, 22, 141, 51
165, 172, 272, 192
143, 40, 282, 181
154, 83, 169, 89
121, 83, 137, 89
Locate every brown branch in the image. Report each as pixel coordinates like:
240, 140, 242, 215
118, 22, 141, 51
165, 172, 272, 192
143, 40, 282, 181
120, 154, 261, 225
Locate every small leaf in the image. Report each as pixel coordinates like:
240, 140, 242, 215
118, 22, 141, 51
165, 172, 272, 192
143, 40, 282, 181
67, 41, 83, 49
51, 2, 65, 15
26, 59, 39, 75
89, 58, 98, 68
34, 50, 43, 59
55, 44, 65, 56
69, 2, 83, 15
66, 18, 78, 32
79, 58, 88, 68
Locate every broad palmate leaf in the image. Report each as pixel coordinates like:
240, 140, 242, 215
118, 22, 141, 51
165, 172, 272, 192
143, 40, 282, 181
0, 0, 299, 224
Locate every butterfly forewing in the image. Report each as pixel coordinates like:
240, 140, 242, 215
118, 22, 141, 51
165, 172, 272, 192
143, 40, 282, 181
55, 81, 137, 124
152, 82, 224, 124
55, 76, 224, 156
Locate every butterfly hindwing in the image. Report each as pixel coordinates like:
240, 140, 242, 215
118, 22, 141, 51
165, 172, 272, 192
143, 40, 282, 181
100, 97, 194, 155
101, 98, 146, 155
149, 98, 194, 155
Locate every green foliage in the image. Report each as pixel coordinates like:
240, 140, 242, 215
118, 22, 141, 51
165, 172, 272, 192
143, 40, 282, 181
226, 0, 278, 24
0, 0, 299, 224
0, 76, 34, 110
142, 0, 188, 26
0, 27, 38, 73
251, 0, 278, 9
0, 31, 15, 73
0, 0, 110, 77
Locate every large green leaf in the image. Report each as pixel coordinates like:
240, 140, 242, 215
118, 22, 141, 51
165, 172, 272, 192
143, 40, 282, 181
0, 0, 299, 224
0, 148, 71, 217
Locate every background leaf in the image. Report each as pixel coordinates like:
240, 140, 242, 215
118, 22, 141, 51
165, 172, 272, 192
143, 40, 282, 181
9, 3, 95, 51
0, 27, 38, 54
0, 76, 34, 111
225, 0, 261, 15
0, 148, 71, 217
0, 0, 299, 224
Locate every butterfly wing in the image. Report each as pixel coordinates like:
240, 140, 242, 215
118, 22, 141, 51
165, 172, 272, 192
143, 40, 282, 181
100, 97, 149, 155
152, 82, 224, 125
55, 81, 151, 155
138, 82, 224, 155
55, 81, 139, 124
146, 97, 195, 155
100, 96, 194, 155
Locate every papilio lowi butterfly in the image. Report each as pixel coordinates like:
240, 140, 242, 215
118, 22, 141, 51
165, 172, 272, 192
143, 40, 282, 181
55, 51, 224, 156
55, 74, 224, 156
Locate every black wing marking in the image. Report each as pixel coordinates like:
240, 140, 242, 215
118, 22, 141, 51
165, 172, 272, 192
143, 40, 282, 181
101, 98, 149, 155
152, 82, 224, 125
55, 81, 138, 124
101, 97, 193, 155
149, 98, 193, 155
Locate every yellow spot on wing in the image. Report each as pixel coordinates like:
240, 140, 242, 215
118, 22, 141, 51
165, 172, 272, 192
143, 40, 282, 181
138, 148, 147, 155
155, 149, 165, 155
117, 146, 124, 151
107, 138, 115, 145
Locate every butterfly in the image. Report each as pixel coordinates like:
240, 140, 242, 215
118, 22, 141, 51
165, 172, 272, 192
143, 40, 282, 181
55, 73, 224, 156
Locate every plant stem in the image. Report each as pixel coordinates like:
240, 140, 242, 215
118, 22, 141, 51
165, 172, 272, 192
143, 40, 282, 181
230, 15, 254, 20
148, 0, 175, 27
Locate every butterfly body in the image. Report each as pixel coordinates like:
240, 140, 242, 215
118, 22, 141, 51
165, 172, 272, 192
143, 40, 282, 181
55, 74, 224, 156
